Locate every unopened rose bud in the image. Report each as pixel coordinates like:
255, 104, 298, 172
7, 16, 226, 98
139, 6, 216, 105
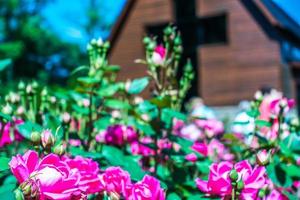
18, 81, 25, 90
143, 37, 151, 45
2, 104, 12, 115
229, 169, 239, 181
97, 38, 103, 46
111, 110, 121, 119
41, 88, 48, 96
32, 81, 38, 89
62, 112, 71, 124
236, 180, 244, 190
20, 181, 38, 198
254, 91, 263, 100
54, 144, 66, 156
31, 131, 41, 145
26, 85, 33, 94
103, 41, 110, 49
41, 130, 55, 149
14, 189, 24, 200
82, 99, 90, 107
17, 106, 25, 115
256, 150, 269, 166
163, 26, 173, 36
50, 96, 56, 104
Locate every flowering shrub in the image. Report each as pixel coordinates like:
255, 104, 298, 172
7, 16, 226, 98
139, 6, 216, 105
0, 26, 299, 200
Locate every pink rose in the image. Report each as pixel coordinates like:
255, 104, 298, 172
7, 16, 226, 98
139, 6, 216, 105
131, 137, 155, 156
196, 160, 266, 199
191, 142, 208, 157
191, 139, 234, 161
104, 125, 138, 146
194, 119, 224, 137
152, 45, 166, 65
125, 175, 165, 200
185, 153, 197, 163
69, 139, 82, 147
9, 150, 84, 199
0, 119, 24, 147
63, 156, 101, 194
99, 167, 131, 197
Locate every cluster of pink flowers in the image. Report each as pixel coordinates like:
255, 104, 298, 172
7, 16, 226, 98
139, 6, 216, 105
10, 150, 100, 199
186, 139, 234, 162
173, 118, 224, 141
10, 150, 165, 200
0, 119, 24, 147
96, 124, 138, 146
196, 160, 266, 199
100, 167, 165, 199
258, 90, 294, 141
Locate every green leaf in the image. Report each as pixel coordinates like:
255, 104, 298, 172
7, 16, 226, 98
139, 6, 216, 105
255, 119, 271, 127
69, 147, 103, 159
77, 76, 100, 85
283, 164, 300, 178
0, 157, 10, 171
0, 59, 12, 71
0, 112, 12, 121
266, 162, 293, 188
71, 65, 89, 76
104, 65, 120, 72
104, 99, 130, 110
98, 84, 120, 97
16, 121, 43, 139
167, 193, 181, 200
161, 108, 186, 128
94, 116, 112, 130
246, 109, 260, 118
127, 77, 149, 94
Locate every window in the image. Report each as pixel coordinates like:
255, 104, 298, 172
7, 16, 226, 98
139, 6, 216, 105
197, 13, 228, 46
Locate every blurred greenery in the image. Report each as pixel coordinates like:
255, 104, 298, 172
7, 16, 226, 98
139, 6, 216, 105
0, 0, 107, 84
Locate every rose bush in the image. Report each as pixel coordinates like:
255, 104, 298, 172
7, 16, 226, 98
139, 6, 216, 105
0, 26, 299, 200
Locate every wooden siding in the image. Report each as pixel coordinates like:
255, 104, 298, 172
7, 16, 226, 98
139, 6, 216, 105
198, 0, 281, 105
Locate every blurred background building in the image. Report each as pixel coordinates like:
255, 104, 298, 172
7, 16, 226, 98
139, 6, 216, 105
1, 0, 300, 107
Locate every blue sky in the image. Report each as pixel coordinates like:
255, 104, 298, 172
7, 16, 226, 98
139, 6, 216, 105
42, 0, 126, 48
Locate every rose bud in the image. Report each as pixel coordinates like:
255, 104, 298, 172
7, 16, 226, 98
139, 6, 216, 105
41, 129, 55, 149
256, 149, 269, 166
229, 169, 239, 182
20, 181, 38, 198
30, 131, 41, 145
53, 144, 66, 156
14, 189, 24, 200
62, 112, 71, 124
185, 153, 198, 163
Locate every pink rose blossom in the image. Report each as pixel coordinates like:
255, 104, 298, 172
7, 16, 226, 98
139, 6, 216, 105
194, 119, 224, 137
185, 153, 198, 163
0, 119, 24, 147
191, 139, 234, 161
69, 139, 82, 147
196, 160, 266, 199
9, 150, 85, 199
125, 175, 165, 200
152, 45, 166, 65
63, 156, 101, 194
104, 125, 138, 146
131, 141, 155, 156
99, 166, 131, 198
